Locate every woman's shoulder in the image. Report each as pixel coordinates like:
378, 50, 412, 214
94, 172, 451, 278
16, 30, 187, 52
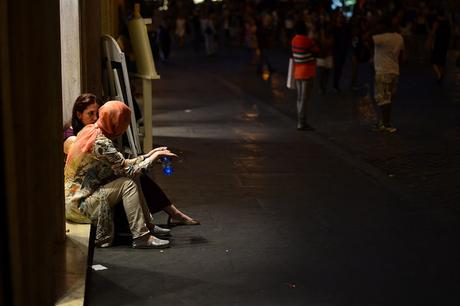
93, 134, 118, 155
63, 126, 74, 140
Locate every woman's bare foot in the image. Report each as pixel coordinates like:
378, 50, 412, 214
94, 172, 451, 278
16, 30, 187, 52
164, 204, 200, 226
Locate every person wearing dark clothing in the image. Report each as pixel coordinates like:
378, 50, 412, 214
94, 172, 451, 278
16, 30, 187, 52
351, 18, 371, 90
430, 10, 451, 84
256, 17, 274, 73
148, 27, 161, 64
191, 12, 203, 52
332, 14, 351, 92
158, 20, 171, 61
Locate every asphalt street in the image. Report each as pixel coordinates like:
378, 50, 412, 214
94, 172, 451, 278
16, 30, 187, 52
86, 46, 460, 306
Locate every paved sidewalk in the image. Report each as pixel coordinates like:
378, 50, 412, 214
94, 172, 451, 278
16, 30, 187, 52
214, 46, 460, 208
86, 49, 460, 305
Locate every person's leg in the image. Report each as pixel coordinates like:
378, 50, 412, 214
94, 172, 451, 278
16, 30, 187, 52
374, 73, 386, 128
375, 74, 397, 132
333, 56, 345, 91
140, 174, 171, 214
164, 204, 200, 225
296, 79, 306, 129
102, 177, 150, 239
351, 56, 358, 90
107, 177, 170, 247
432, 64, 442, 80
296, 79, 315, 130
139, 174, 199, 225
380, 103, 392, 127
85, 177, 169, 248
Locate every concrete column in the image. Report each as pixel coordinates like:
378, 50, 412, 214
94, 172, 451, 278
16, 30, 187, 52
60, 0, 81, 125
0, 0, 64, 305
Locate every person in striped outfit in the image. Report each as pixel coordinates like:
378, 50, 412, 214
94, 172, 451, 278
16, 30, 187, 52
291, 21, 318, 131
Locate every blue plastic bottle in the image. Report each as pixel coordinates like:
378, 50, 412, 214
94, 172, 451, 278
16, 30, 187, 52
160, 156, 173, 176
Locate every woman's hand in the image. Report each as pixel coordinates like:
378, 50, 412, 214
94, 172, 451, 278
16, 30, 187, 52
148, 148, 178, 163
145, 146, 168, 158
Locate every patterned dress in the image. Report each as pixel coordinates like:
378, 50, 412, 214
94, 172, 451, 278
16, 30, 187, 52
64, 134, 152, 244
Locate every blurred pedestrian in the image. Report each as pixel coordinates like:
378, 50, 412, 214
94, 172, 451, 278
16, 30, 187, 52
201, 13, 216, 56
429, 9, 451, 85
245, 16, 259, 64
372, 17, 405, 133
191, 10, 203, 53
283, 12, 295, 47
291, 21, 318, 131
256, 13, 274, 73
351, 17, 372, 91
332, 13, 351, 93
175, 14, 187, 48
158, 18, 171, 61
316, 23, 334, 94
414, 5, 429, 63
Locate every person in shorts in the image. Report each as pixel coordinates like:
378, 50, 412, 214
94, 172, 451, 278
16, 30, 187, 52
372, 17, 404, 133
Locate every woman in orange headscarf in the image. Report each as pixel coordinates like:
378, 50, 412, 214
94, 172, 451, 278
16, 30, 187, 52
64, 94, 200, 226
65, 101, 176, 249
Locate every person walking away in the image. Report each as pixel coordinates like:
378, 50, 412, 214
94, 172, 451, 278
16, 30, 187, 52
175, 14, 187, 48
191, 10, 203, 53
316, 23, 334, 95
158, 18, 171, 61
351, 17, 372, 91
201, 13, 216, 56
429, 9, 451, 85
244, 16, 259, 65
256, 13, 274, 73
291, 21, 318, 131
332, 13, 351, 92
372, 17, 405, 133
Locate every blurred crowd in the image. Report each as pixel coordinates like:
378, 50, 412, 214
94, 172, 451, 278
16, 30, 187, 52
118, 0, 460, 87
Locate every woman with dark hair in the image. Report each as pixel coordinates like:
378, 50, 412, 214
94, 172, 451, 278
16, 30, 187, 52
64, 93, 103, 154
65, 101, 175, 248
64, 94, 200, 226
291, 21, 318, 130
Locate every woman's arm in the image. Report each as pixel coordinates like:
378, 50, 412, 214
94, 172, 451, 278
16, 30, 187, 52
93, 137, 176, 177
124, 146, 169, 164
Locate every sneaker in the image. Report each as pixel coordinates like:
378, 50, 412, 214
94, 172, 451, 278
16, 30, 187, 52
384, 126, 397, 133
297, 124, 315, 131
132, 235, 170, 249
373, 123, 397, 133
373, 123, 386, 132
150, 225, 171, 236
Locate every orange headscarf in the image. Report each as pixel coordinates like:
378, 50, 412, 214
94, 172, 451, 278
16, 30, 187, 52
66, 101, 131, 164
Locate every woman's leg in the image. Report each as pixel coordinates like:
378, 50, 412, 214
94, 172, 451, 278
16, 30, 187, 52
103, 177, 150, 239
140, 174, 171, 213
103, 177, 170, 247
163, 204, 197, 221
140, 174, 199, 225
296, 79, 304, 128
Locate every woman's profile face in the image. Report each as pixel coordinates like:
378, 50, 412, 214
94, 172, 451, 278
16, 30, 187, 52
77, 102, 99, 126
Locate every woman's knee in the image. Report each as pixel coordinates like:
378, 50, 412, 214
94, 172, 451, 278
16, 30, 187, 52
118, 177, 138, 195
